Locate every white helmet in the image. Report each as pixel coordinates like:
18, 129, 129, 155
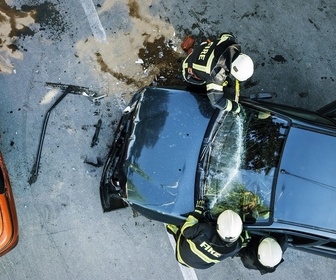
258, 237, 283, 268
230, 53, 254, 81
217, 210, 243, 242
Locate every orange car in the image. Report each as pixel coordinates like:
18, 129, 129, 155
0, 150, 18, 256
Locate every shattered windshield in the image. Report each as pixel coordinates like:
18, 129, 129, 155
201, 107, 288, 224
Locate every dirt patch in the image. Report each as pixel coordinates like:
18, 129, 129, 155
0, 1, 34, 73
138, 36, 185, 86
21, 2, 67, 39
75, 0, 186, 98
0, 1, 67, 73
1, 0, 186, 93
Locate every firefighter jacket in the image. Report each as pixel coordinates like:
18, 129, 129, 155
238, 234, 288, 275
182, 33, 241, 111
175, 210, 242, 269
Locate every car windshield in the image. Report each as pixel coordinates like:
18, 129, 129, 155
200, 106, 289, 224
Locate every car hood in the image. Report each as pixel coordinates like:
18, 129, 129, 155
275, 126, 336, 233
124, 87, 214, 216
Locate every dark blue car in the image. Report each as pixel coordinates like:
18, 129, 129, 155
100, 86, 336, 259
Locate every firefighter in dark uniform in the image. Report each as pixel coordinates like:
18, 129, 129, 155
167, 200, 244, 269
238, 234, 288, 275
181, 33, 254, 113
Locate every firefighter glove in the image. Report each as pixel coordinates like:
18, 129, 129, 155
231, 101, 241, 114
195, 199, 205, 212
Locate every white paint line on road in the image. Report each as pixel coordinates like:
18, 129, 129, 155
80, 0, 107, 42
165, 225, 198, 280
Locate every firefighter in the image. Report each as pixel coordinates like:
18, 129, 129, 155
181, 33, 254, 113
238, 234, 288, 275
166, 201, 244, 269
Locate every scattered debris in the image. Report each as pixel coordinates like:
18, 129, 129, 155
28, 83, 101, 184
45, 82, 101, 101
91, 119, 102, 147
91, 94, 107, 104
84, 157, 104, 167
271, 55, 287, 63
138, 36, 185, 86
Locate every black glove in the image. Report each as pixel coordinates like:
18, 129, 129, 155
193, 199, 206, 220
226, 100, 241, 114
195, 199, 205, 212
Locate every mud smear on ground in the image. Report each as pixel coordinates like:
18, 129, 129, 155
95, 52, 144, 87
95, 37, 184, 88
0, 1, 34, 73
138, 36, 185, 87
0, 1, 67, 73
21, 2, 67, 39
75, 0, 185, 99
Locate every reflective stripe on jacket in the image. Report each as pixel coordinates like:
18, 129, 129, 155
176, 211, 242, 269
181, 33, 241, 110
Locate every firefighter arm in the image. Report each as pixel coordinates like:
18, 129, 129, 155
218, 33, 235, 42
180, 212, 205, 239
206, 84, 241, 112
206, 83, 224, 108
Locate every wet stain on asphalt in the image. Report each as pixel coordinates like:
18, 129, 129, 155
127, 0, 142, 20
0, 2, 33, 72
95, 52, 144, 87
299, 91, 309, 98
0, 1, 66, 39
241, 12, 257, 19
271, 54, 287, 63
2, 0, 185, 88
0, 1, 67, 73
0, 2, 34, 38
243, 79, 260, 89
138, 36, 185, 86
21, 2, 67, 39
75, 0, 177, 92
96, 35, 185, 88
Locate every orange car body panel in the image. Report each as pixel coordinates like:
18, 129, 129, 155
0, 151, 19, 256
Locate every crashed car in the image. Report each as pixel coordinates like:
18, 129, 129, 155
100, 86, 336, 259
0, 150, 18, 256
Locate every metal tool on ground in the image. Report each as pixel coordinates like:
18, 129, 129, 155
91, 119, 102, 147
28, 83, 103, 184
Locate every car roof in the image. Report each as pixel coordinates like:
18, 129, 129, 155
274, 125, 336, 234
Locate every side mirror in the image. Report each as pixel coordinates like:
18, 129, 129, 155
249, 92, 276, 100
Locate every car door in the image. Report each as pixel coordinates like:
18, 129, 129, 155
249, 229, 336, 259
286, 232, 336, 259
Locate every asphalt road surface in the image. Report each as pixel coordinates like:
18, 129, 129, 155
0, 0, 335, 279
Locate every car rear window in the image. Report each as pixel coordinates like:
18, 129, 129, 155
201, 107, 288, 224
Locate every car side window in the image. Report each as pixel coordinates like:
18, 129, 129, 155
316, 242, 336, 254
288, 234, 328, 248
287, 233, 336, 256
267, 104, 336, 126
248, 229, 336, 257
256, 229, 329, 248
